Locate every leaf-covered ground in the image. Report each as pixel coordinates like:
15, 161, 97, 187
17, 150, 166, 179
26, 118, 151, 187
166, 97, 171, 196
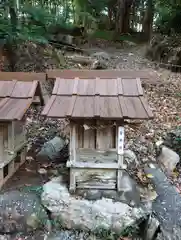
2, 41, 181, 239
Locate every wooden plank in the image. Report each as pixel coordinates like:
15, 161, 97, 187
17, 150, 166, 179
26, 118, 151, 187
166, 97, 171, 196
72, 96, 94, 118
77, 79, 95, 95
11, 81, 34, 98
75, 168, 117, 189
41, 95, 56, 115
76, 125, 84, 148
106, 79, 118, 96
76, 148, 117, 162
27, 80, 38, 98
122, 78, 140, 96
46, 96, 71, 118
94, 95, 100, 117
108, 97, 122, 119
72, 77, 79, 94
95, 78, 107, 95
52, 78, 60, 95
117, 78, 123, 95
96, 121, 115, 149
57, 78, 75, 95
99, 97, 122, 119
66, 96, 77, 117
0, 126, 4, 161
8, 122, 13, 150
83, 125, 95, 148
67, 161, 118, 169
0, 98, 9, 110
3, 124, 8, 150
66, 78, 79, 116
117, 126, 124, 192
77, 183, 116, 189
69, 124, 76, 192
0, 80, 17, 97
46, 69, 159, 83
0, 147, 27, 189
125, 97, 149, 119
0, 72, 46, 81
136, 78, 143, 95
13, 120, 26, 151
140, 96, 154, 118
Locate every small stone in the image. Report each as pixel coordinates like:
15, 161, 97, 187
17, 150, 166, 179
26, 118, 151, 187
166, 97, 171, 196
38, 168, 47, 175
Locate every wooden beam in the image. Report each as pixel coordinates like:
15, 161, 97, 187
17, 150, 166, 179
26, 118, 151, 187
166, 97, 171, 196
66, 161, 119, 169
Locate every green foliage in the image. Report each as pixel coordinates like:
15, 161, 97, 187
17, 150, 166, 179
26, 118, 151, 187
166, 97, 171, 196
155, 1, 181, 34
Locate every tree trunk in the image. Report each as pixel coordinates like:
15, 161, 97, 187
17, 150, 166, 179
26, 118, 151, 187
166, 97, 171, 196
142, 0, 154, 41
6, 0, 18, 71
115, 0, 134, 34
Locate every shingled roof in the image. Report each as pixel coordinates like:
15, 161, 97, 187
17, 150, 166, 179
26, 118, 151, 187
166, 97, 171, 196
0, 79, 42, 121
42, 77, 153, 120
46, 69, 159, 85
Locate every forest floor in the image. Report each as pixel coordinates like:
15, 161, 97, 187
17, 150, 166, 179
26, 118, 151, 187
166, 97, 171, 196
2, 40, 181, 239
8, 41, 181, 189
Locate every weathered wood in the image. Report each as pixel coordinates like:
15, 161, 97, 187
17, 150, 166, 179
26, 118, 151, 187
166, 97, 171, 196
96, 121, 115, 149
75, 168, 117, 189
77, 183, 116, 189
12, 120, 26, 152
0, 147, 27, 189
117, 126, 125, 192
76, 148, 117, 162
69, 124, 76, 192
0, 125, 4, 161
77, 125, 84, 148
83, 128, 95, 148
67, 122, 125, 192
67, 161, 118, 169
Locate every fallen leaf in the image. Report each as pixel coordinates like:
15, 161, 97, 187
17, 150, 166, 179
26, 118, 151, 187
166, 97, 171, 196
146, 173, 154, 178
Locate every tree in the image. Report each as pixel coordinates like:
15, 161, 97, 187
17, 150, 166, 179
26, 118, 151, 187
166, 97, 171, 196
142, 0, 155, 40
115, 0, 134, 34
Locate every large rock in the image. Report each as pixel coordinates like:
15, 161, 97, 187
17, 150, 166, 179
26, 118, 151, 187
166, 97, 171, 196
145, 164, 181, 240
0, 190, 50, 234
41, 177, 151, 234
156, 145, 180, 175
36, 136, 68, 163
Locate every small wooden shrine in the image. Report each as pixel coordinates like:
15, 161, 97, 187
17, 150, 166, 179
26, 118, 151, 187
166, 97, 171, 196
0, 74, 43, 188
42, 74, 153, 192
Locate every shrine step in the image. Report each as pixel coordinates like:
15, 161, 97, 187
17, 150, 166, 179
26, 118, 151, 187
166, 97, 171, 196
0, 147, 27, 189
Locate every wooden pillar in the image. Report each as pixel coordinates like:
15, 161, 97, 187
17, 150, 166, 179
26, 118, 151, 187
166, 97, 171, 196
8, 122, 14, 151
69, 123, 77, 192
117, 126, 124, 192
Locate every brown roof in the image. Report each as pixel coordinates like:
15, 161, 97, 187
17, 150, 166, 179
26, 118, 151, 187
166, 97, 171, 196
0, 80, 41, 121
46, 69, 159, 84
0, 72, 46, 81
42, 77, 153, 120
